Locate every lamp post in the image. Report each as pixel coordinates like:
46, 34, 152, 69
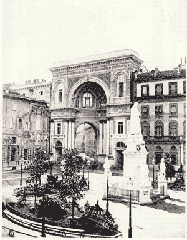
152, 159, 155, 188
82, 153, 85, 179
60, 159, 65, 181
41, 194, 46, 237
127, 178, 133, 238
20, 158, 24, 186
87, 158, 91, 190
103, 157, 111, 214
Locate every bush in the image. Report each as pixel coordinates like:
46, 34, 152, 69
78, 202, 118, 236
90, 161, 98, 170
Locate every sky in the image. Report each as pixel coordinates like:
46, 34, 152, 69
2, 0, 186, 85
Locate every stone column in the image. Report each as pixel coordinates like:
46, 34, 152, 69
68, 121, 72, 149
109, 118, 113, 155
181, 141, 184, 165
125, 118, 127, 134
104, 122, 107, 154
71, 121, 75, 149
106, 119, 110, 156
50, 122, 54, 153
100, 122, 103, 154
64, 121, 68, 149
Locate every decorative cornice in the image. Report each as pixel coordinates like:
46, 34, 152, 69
135, 94, 186, 103
102, 103, 132, 108
50, 57, 141, 78
49, 107, 79, 113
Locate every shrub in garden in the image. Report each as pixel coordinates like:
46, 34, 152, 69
79, 202, 118, 236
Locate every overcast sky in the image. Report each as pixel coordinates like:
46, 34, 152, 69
2, 0, 186, 85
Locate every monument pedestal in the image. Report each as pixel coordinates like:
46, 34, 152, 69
158, 179, 169, 197
139, 185, 153, 205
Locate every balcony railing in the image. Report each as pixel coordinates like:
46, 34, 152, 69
143, 136, 184, 142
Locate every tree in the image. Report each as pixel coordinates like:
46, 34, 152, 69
27, 148, 47, 185
58, 148, 85, 218
164, 153, 176, 179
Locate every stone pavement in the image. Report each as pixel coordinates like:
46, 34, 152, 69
2, 172, 186, 238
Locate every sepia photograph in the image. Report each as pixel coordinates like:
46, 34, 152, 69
2, 0, 186, 238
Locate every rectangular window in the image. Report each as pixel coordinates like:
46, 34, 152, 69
155, 83, 163, 96
169, 82, 177, 94
24, 149, 27, 160
141, 85, 149, 97
169, 103, 178, 117
12, 137, 16, 144
141, 105, 149, 118
40, 91, 43, 95
59, 90, 62, 102
18, 119, 22, 129
183, 81, 186, 94
57, 123, 61, 135
118, 122, 123, 134
155, 105, 163, 117
119, 82, 124, 97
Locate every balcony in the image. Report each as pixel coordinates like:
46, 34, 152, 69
143, 135, 183, 143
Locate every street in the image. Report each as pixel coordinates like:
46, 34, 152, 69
2, 170, 186, 238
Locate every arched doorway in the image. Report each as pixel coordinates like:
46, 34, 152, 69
75, 123, 98, 160
115, 142, 126, 169
55, 141, 63, 161
155, 145, 163, 164
170, 146, 178, 165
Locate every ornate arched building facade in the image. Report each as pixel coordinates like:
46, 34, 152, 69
49, 50, 142, 165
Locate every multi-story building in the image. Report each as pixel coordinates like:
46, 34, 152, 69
8, 79, 52, 104
49, 49, 143, 167
2, 90, 50, 170
134, 64, 186, 170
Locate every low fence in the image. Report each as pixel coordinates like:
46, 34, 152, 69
108, 187, 140, 202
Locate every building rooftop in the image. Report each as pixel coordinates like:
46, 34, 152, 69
3, 90, 48, 105
136, 69, 186, 82
52, 49, 141, 67
10, 80, 51, 90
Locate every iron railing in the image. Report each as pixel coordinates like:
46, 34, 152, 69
108, 187, 140, 202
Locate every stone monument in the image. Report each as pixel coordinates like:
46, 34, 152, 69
107, 102, 152, 204
158, 158, 169, 197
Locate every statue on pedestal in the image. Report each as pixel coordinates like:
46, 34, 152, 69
159, 158, 166, 181
129, 102, 141, 136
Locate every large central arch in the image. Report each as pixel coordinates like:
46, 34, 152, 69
68, 76, 110, 107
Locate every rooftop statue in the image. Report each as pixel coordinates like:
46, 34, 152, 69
129, 102, 141, 135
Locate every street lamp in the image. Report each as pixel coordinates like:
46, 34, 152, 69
41, 194, 46, 237
20, 158, 24, 186
127, 178, 133, 238
82, 153, 86, 179
60, 159, 65, 180
152, 159, 155, 188
87, 158, 91, 190
103, 157, 111, 214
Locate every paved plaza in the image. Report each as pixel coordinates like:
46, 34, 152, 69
2, 171, 186, 238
